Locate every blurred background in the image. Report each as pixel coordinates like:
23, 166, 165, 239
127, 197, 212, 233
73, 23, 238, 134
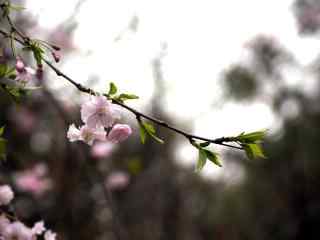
1, 0, 320, 239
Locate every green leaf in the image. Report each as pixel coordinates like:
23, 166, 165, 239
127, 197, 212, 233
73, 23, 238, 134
237, 130, 267, 143
139, 121, 164, 144
0, 126, 5, 136
204, 149, 222, 167
0, 64, 8, 77
108, 82, 117, 95
0, 138, 6, 161
139, 124, 147, 144
148, 133, 164, 144
142, 122, 155, 135
199, 141, 210, 147
243, 143, 266, 160
143, 122, 164, 144
119, 93, 139, 100
6, 66, 15, 76
9, 4, 26, 11
30, 43, 44, 65
196, 149, 207, 172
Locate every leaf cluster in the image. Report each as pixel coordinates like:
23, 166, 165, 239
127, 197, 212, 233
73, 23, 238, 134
106, 82, 139, 103
191, 141, 222, 171
234, 130, 267, 160
138, 120, 164, 144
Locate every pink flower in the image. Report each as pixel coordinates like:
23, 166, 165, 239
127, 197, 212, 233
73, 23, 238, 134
67, 124, 106, 145
81, 96, 121, 128
15, 165, 52, 197
0, 185, 14, 206
44, 230, 57, 240
0, 214, 10, 233
91, 141, 114, 158
15, 57, 25, 73
3, 221, 33, 240
16, 67, 35, 83
105, 171, 130, 191
32, 221, 45, 235
108, 124, 132, 143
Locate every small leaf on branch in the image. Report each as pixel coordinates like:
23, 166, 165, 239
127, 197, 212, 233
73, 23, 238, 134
108, 82, 117, 95
139, 124, 147, 144
196, 149, 207, 172
242, 143, 266, 160
204, 149, 222, 167
138, 121, 164, 144
0, 126, 5, 136
199, 141, 210, 147
30, 43, 44, 66
236, 130, 267, 143
118, 93, 139, 101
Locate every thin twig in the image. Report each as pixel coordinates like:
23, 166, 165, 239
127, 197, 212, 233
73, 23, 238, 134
0, 12, 244, 151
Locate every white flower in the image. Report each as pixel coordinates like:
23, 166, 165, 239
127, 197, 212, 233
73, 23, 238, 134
32, 221, 45, 235
67, 124, 81, 142
81, 96, 121, 128
3, 221, 33, 240
67, 124, 106, 145
44, 230, 57, 240
0, 185, 14, 206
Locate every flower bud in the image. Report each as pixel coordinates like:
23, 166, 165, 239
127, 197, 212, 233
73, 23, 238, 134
108, 124, 132, 143
51, 51, 60, 63
36, 64, 43, 80
50, 44, 61, 51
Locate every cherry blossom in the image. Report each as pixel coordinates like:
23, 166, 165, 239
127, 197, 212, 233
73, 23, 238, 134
81, 96, 121, 128
67, 124, 106, 145
108, 124, 132, 143
44, 230, 57, 240
0, 185, 14, 206
32, 221, 46, 235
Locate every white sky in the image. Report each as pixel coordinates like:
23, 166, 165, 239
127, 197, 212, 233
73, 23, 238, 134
25, 0, 319, 179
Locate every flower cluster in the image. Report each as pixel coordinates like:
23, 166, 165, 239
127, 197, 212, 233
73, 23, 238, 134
67, 96, 132, 146
0, 185, 56, 240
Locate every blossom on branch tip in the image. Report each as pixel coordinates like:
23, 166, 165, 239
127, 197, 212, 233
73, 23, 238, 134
67, 124, 106, 145
108, 124, 132, 143
0, 185, 14, 206
81, 96, 121, 128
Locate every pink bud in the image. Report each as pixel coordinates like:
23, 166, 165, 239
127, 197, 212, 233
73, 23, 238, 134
51, 52, 60, 63
50, 44, 61, 51
36, 64, 43, 80
108, 124, 132, 143
15, 58, 25, 73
